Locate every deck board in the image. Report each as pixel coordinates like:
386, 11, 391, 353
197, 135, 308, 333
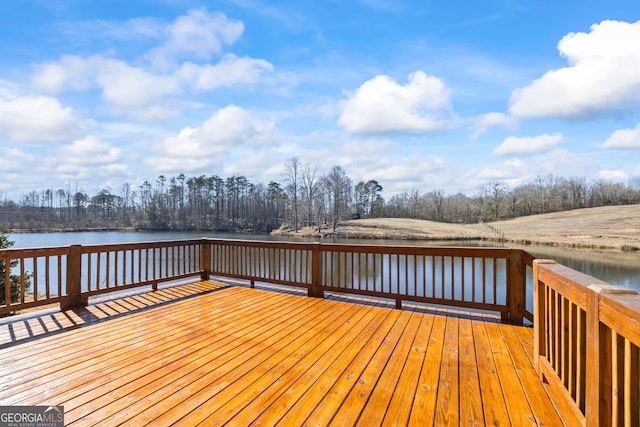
473, 315, 512, 426
248, 300, 392, 426
458, 315, 484, 426
484, 318, 538, 426
0, 280, 565, 426
382, 311, 434, 426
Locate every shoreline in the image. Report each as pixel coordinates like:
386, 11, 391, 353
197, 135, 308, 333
5, 205, 640, 254
272, 207, 640, 254
272, 226, 639, 253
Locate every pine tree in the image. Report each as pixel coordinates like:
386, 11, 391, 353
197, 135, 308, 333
0, 231, 31, 306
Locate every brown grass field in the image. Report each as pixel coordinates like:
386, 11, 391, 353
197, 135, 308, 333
274, 205, 640, 253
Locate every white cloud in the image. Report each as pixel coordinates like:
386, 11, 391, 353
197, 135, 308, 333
0, 96, 84, 142
146, 8, 244, 68
30, 55, 98, 93
374, 155, 447, 181
601, 123, 640, 149
29, 13, 273, 122
509, 20, 640, 119
338, 71, 454, 134
599, 169, 628, 181
147, 105, 275, 173
31, 53, 276, 121
96, 59, 182, 120
57, 136, 121, 165
493, 132, 562, 156
222, 149, 280, 177
31, 55, 181, 120
477, 148, 600, 188
178, 54, 274, 90
143, 154, 210, 174
197, 105, 274, 149
0, 148, 37, 171
469, 112, 518, 140
0, 79, 21, 99
53, 163, 131, 189
478, 159, 527, 181
535, 148, 598, 176
100, 17, 164, 40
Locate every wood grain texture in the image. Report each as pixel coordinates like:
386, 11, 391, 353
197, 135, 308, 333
0, 280, 564, 426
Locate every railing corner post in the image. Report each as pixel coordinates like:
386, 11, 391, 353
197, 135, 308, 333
201, 239, 212, 281
61, 244, 87, 311
533, 259, 556, 376
505, 249, 526, 325
309, 242, 324, 298
585, 284, 629, 427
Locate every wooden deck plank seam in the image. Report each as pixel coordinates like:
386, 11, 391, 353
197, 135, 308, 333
0, 281, 566, 427
70, 290, 353, 425
3, 287, 302, 406
0, 283, 248, 390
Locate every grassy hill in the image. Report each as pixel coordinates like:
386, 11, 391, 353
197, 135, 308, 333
275, 205, 640, 252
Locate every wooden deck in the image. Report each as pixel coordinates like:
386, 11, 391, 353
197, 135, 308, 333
0, 280, 564, 426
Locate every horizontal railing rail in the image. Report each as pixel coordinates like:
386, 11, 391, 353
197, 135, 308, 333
202, 239, 534, 324
0, 239, 206, 314
2, 238, 535, 322
533, 259, 640, 427
78, 239, 204, 299
0, 246, 68, 315
317, 243, 532, 321
205, 239, 317, 288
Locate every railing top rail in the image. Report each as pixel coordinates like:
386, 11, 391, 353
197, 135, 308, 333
1, 237, 534, 258
521, 250, 536, 265
79, 238, 206, 253
316, 243, 515, 256
205, 238, 319, 250
534, 259, 613, 310
0, 238, 208, 257
535, 259, 611, 287
0, 246, 71, 258
598, 290, 640, 346
204, 238, 532, 258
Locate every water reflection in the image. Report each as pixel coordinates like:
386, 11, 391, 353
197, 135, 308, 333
8, 231, 640, 293
323, 237, 640, 293
521, 245, 640, 291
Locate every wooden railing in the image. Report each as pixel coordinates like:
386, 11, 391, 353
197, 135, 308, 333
0, 246, 67, 314
2, 238, 535, 323
202, 239, 535, 323
0, 239, 204, 314
533, 259, 640, 427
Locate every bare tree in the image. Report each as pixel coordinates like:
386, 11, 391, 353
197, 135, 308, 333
427, 190, 445, 221
284, 157, 301, 232
477, 181, 508, 220
302, 162, 321, 227
324, 165, 351, 231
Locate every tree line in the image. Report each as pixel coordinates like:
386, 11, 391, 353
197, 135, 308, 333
1, 159, 639, 233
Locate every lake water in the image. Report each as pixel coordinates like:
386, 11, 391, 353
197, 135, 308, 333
7, 230, 640, 293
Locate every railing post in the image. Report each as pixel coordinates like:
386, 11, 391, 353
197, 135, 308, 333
533, 259, 556, 375
309, 242, 324, 298
201, 239, 211, 281
586, 285, 610, 426
585, 284, 636, 427
61, 244, 87, 310
504, 249, 526, 324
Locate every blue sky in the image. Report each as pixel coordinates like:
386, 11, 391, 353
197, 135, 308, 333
1, 0, 639, 200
